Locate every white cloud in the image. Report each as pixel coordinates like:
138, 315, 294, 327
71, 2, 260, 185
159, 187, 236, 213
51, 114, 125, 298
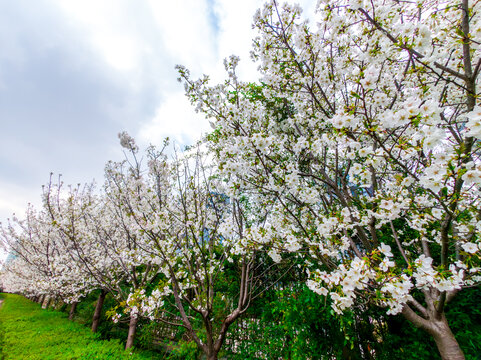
0, 181, 41, 222
53, 0, 144, 71
138, 91, 210, 146
147, 0, 217, 75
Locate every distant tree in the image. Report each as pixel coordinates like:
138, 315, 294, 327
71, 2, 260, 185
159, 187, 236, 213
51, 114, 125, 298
42, 179, 124, 332
0, 204, 87, 304
112, 138, 274, 360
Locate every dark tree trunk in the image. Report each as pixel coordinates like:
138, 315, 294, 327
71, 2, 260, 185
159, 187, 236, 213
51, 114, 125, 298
68, 301, 78, 320
125, 315, 138, 349
91, 289, 107, 332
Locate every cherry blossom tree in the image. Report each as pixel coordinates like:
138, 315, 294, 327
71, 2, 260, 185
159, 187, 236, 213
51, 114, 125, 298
100, 133, 168, 349
0, 202, 94, 311
42, 178, 122, 328
109, 136, 269, 360
179, 1, 481, 358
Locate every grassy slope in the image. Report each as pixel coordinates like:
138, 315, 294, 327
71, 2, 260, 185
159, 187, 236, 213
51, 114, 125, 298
0, 293, 155, 360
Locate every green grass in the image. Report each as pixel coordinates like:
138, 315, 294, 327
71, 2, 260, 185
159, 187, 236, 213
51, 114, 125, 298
0, 293, 156, 360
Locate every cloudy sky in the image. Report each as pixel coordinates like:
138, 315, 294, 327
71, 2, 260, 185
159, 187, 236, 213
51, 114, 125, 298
0, 0, 316, 230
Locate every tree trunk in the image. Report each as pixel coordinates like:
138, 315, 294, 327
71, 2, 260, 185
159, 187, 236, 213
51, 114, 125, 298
403, 306, 465, 360
41, 295, 50, 309
91, 289, 107, 332
68, 301, 78, 320
205, 341, 218, 360
51, 296, 60, 309
428, 316, 465, 360
125, 315, 138, 350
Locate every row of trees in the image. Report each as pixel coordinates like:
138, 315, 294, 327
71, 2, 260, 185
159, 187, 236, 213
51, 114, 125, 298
2, 0, 481, 359
1, 138, 263, 359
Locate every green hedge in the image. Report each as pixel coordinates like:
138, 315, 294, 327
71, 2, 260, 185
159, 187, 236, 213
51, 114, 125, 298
0, 293, 154, 360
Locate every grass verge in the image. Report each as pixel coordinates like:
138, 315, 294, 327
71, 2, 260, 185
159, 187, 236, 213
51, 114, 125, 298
0, 293, 155, 360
